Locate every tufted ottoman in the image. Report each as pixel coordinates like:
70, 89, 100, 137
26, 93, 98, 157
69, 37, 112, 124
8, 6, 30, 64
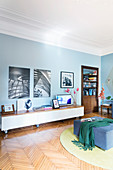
74, 117, 113, 150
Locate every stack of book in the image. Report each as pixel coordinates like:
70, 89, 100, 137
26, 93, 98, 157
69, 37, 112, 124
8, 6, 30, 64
88, 77, 96, 81
33, 105, 52, 111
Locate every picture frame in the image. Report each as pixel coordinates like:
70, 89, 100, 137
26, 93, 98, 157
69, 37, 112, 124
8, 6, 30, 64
60, 71, 74, 88
8, 66, 30, 99
52, 99, 60, 109
34, 69, 51, 97
1, 104, 15, 114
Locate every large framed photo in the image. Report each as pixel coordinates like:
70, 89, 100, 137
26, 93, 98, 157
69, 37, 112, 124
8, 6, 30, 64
34, 69, 51, 97
60, 71, 74, 88
8, 66, 30, 99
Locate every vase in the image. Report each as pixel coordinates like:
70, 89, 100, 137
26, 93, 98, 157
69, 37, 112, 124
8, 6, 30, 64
102, 100, 104, 105
73, 99, 77, 106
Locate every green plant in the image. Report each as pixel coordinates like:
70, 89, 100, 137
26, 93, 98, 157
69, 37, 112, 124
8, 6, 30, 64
106, 96, 113, 100
106, 96, 111, 100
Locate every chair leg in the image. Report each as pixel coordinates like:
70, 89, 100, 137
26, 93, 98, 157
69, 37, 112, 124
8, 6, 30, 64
107, 108, 109, 114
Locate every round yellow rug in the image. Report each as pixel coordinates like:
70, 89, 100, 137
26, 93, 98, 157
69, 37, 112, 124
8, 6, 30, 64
60, 127, 113, 170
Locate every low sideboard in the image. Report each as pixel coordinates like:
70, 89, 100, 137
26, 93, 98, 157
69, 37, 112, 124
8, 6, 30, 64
0, 105, 84, 134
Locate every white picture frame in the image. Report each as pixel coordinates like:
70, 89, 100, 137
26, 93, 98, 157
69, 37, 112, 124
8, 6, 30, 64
52, 99, 60, 109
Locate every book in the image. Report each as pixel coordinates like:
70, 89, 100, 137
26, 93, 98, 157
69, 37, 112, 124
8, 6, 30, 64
81, 118, 96, 122
102, 104, 110, 106
33, 105, 52, 111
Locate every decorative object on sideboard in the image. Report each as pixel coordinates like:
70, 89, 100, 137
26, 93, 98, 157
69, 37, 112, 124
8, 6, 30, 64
25, 99, 32, 110
60, 71, 74, 88
1, 104, 15, 114
65, 88, 79, 106
34, 69, 51, 97
52, 99, 60, 109
8, 66, 30, 99
16, 99, 32, 112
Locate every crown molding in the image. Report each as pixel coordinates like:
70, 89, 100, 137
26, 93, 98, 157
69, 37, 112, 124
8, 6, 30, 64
0, 7, 108, 56
100, 45, 113, 56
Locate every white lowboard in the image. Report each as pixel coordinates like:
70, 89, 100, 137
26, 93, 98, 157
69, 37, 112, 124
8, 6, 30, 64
1, 105, 84, 133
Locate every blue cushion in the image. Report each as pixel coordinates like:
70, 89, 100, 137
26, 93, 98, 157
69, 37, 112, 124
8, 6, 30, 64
74, 116, 113, 150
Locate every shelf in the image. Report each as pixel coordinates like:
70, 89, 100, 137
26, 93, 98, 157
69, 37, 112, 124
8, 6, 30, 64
83, 95, 96, 97
83, 87, 96, 89
83, 81, 97, 83
81, 65, 99, 113
83, 74, 97, 77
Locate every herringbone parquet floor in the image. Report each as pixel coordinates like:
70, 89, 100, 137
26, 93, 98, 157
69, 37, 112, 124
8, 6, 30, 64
0, 112, 110, 170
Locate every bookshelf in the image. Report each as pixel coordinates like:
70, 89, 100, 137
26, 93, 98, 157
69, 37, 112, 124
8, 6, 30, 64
81, 65, 99, 113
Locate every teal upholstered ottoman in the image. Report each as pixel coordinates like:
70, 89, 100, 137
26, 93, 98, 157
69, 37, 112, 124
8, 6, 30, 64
74, 117, 113, 150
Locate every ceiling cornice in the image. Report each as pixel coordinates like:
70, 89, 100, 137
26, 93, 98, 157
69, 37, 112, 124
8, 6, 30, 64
100, 46, 113, 56
0, 7, 108, 56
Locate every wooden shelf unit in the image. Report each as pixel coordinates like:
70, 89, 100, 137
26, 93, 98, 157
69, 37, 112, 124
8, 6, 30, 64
81, 65, 99, 113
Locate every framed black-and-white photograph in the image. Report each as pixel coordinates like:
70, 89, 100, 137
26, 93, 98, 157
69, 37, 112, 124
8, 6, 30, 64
52, 99, 60, 109
60, 71, 74, 88
8, 66, 30, 99
34, 69, 51, 97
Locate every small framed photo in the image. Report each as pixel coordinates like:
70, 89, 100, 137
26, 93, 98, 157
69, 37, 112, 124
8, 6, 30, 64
1, 104, 15, 114
60, 71, 74, 88
52, 99, 60, 109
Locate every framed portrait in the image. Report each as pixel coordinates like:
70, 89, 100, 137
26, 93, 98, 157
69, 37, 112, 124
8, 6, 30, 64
52, 99, 60, 109
1, 104, 15, 114
60, 71, 74, 88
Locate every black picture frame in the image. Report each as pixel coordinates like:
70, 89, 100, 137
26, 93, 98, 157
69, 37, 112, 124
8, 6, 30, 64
60, 71, 74, 88
52, 99, 60, 109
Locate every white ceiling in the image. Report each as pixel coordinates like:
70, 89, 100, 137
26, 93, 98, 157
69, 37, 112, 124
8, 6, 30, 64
0, 0, 113, 56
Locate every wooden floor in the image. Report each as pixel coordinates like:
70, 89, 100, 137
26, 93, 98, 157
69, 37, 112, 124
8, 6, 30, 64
0, 112, 111, 170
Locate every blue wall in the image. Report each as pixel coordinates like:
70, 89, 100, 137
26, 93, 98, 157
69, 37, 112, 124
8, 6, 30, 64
0, 34, 101, 111
101, 54, 113, 99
